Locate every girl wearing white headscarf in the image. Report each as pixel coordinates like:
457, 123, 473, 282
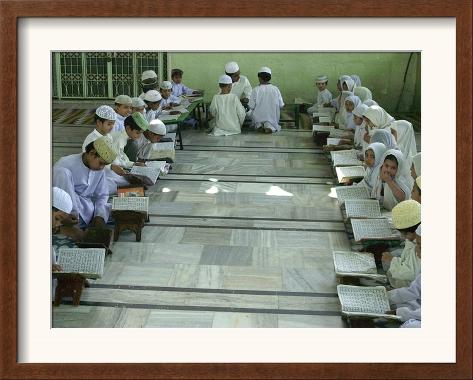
370, 129, 399, 151
352, 104, 369, 150
350, 74, 361, 87
356, 142, 387, 193
411, 152, 421, 179
335, 91, 353, 129
371, 149, 414, 210
341, 77, 356, 92
330, 75, 351, 111
362, 105, 395, 144
363, 99, 378, 107
354, 86, 372, 104
344, 95, 362, 130
390, 120, 417, 170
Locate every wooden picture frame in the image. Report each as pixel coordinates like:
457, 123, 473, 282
0, 0, 471, 378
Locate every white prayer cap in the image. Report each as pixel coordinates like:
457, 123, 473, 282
416, 224, 421, 236
218, 74, 233, 85
160, 81, 173, 90
225, 61, 239, 74
131, 97, 146, 108
416, 175, 421, 190
144, 90, 162, 102
258, 66, 272, 75
141, 70, 157, 82
316, 75, 328, 83
148, 119, 167, 136
52, 187, 73, 214
352, 104, 369, 118
95, 105, 116, 121
392, 200, 421, 229
114, 95, 132, 105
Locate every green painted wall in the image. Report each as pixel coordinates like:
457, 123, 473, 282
169, 52, 421, 114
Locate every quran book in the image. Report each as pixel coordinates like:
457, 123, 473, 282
124, 165, 160, 186
334, 186, 370, 204
145, 160, 167, 171
171, 105, 189, 113
333, 251, 386, 281
326, 138, 341, 146
336, 166, 365, 184
329, 129, 351, 138
112, 196, 149, 215
57, 248, 106, 279
337, 285, 401, 319
319, 115, 332, 123
320, 106, 336, 114
331, 150, 362, 167
117, 186, 145, 197
158, 114, 180, 121
345, 199, 382, 219
148, 142, 176, 161
182, 95, 203, 103
164, 133, 177, 142
294, 97, 312, 105
351, 218, 397, 242
313, 124, 335, 133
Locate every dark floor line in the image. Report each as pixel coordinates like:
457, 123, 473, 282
161, 178, 333, 185
62, 300, 341, 317
170, 172, 333, 179
179, 148, 324, 154
147, 214, 343, 223
183, 144, 319, 150
145, 223, 345, 232
89, 283, 339, 298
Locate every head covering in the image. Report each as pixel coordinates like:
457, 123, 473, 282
95, 105, 116, 121
353, 104, 369, 118
258, 66, 271, 75
160, 81, 173, 90
131, 112, 149, 131
392, 200, 421, 229
371, 129, 399, 150
114, 95, 132, 105
391, 120, 417, 169
131, 97, 146, 108
371, 149, 414, 210
345, 95, 362, 109
341, 77, 356, 92
144, 90, 162, 102
141, 70, 157, 82
412, 152, 421, 177
363, 105, 395, 129
93, 136, 118, 164
316, 75, 328, 83
225, 61, 239, 74
350, 75, 361, 87
363, 99, 378, 107
362, 142, 388, 191
218, 74, 233, 85
148, 119, 166, 136
415, 175, 421, 190
336, 91, 353, 128
416, 224, 421, 236
52, 187, 73, 214
344, 95, 362, 130
171, 68, 183, 76
354, 87, 372, 103
353, 104, 369, 148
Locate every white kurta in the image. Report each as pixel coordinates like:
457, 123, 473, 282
112, 113, 126, 132
230, 75, 252, 100
53, 153, 110, 225
388, 273, 421, 322
249, 84, 284, 132
209, 93, 246, 136
109, 130, 134, 169
307, 88, 333, 114
172, 82, 193, 97
391, 120, 417, 170
82, 129, 111, 152
145, 108, 162, 123
387, 240, 421, 288
160, 95, 181, 108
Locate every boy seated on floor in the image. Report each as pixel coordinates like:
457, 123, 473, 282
82, 105, 116, 152
134, 119, 173, 161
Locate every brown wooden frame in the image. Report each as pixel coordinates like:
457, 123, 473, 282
0, 1, 471, 379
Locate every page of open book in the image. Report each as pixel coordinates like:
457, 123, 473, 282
57, 248, 106, 279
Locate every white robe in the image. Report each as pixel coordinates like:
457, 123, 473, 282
391, 120, 417, 170
53, 153, 110, 225
82, 129, 111, 152
145, 107, 162, 123
160, 94, 181, 108
249, 84, 284, 132
112, 112, 126, 132
387, 240, 421, 288
230, 75, 252, 100
307, 88, 333, 114
388, 273, 421, 322
172, 82, 194, 97
356, 142, 387, 193
209, 93, 246, 136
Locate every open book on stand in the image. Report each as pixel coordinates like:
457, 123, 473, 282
123, 165, 160, 186
56, 247, 106, 279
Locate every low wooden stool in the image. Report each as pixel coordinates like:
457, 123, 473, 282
78, 227, 113, 254
112, 210, 147, 242
313, 131, 330, 146
54, 273, 86, 306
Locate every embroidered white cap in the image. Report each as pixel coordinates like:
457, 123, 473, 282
392, 200, 421, 229
160, 81, 173, 90
114, 95, 132, 105
131, 97, 146, 108
316, 75, 328, 83
218, 75, 233, 85
258, 66, 272, 75
225, 61, 239, 74
148, 119, 167, 136
52, 187, 73, 214
144, 90, 162, 102
141, 70, 157, 81
95, 105, 116, 121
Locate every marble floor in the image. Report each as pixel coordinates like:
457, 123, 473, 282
52, 122, 373, 328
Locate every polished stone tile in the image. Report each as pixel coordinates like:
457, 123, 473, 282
212, 312, 278, 328
278, 296, 341, 312
168, 264, 225, 288
277, 314, 344, 328
200, 245, 253, 266
282, 267, 338, 293
145, 310, 214, 328
223, 266, 283, 291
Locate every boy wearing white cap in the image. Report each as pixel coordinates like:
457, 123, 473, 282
139, 70, 159, 99
208, 74, 246, 136
171, 68, 201, 98
113, 95, 133, 132
386, 224, 421, 328
82, 105, 116, 152
383, 199, 421, 288
132, 97, 147, 116
160, 81, 181, 110
143, 90, 163, 123
224, 61, 252, 107
53, 137, 118, 228
135, 119, 169, 160
248, 67, 284, 133
307, 75, 333, 114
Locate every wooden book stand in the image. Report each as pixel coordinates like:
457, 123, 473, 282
112, 210, 147, 242
53, 273, 86, 306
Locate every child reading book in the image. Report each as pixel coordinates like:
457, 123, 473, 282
307, 75, 332, 114
82, 105, 116, 152
171, 68, 201, 97
144, 90, 162, 123
356, 142, 387, 194
112, 95, 132, 132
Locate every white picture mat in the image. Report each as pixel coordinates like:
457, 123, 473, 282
18, 18, 455, 363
